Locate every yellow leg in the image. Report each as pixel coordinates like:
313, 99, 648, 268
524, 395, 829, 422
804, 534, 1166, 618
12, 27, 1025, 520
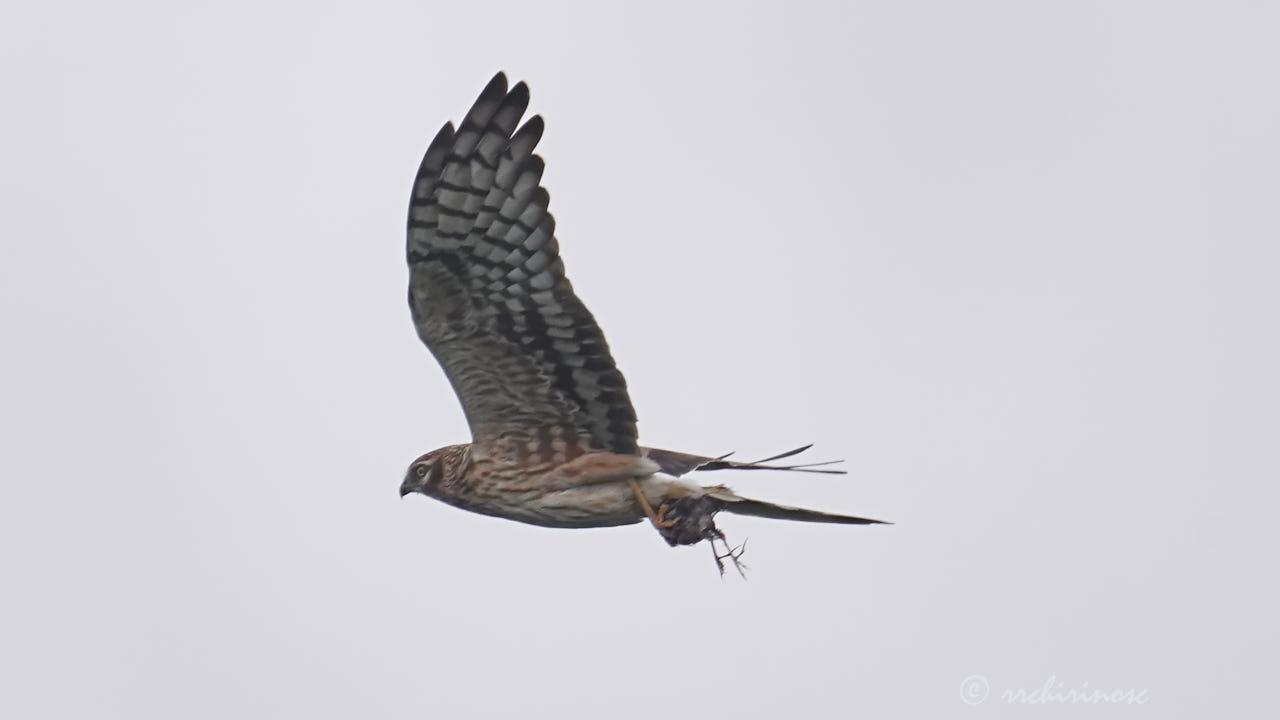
629, 479, 677, 528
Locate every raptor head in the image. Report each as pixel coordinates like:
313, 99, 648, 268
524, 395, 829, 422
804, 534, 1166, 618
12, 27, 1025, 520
400, 444, 471, 498
399, 450, 444, 498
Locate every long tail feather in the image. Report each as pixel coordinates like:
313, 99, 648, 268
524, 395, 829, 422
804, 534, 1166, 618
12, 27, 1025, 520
705, 488, 889, 525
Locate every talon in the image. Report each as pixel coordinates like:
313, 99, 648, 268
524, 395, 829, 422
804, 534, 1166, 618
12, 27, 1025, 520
629, 479, 675, 529
654, 504, 678, 528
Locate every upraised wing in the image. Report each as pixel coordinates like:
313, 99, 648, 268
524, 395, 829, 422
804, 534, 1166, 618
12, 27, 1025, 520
406, 73, 637, 456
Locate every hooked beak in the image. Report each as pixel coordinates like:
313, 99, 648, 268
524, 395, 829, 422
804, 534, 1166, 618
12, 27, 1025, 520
399, 477, 414, 498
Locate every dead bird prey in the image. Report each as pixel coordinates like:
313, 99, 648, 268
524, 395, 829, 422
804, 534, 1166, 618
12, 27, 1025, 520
398, 73, 887, 574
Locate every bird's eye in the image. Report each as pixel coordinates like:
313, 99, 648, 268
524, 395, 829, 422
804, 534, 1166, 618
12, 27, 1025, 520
415, 464, 429, 478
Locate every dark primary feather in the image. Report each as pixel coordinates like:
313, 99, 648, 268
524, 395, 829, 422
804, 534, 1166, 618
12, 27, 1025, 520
407, 72, 638, 455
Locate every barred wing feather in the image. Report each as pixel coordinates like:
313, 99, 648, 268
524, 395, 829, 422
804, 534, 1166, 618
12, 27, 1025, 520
406, 73, 638, 456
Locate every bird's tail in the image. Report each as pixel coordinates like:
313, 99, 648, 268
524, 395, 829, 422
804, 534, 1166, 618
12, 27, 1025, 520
702, 486, 889, 525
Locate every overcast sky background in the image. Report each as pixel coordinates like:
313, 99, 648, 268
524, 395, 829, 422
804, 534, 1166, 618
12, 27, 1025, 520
2, 1, 1277, 717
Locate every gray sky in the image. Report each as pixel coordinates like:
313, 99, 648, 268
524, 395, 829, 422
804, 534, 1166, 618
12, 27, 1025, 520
2, 1, 1277, 717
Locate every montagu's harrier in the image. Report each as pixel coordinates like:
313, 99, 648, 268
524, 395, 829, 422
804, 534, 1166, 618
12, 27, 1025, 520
399, 73, 887, 575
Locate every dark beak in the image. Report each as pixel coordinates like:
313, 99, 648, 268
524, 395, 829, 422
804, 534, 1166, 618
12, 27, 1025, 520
399, 477, 414, 498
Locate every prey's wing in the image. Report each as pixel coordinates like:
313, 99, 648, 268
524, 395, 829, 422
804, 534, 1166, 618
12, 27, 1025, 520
642, 444, 846, 476
407, 73, 637, 456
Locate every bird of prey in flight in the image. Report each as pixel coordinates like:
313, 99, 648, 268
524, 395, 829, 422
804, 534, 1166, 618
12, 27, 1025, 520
399, 72, 886, 574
